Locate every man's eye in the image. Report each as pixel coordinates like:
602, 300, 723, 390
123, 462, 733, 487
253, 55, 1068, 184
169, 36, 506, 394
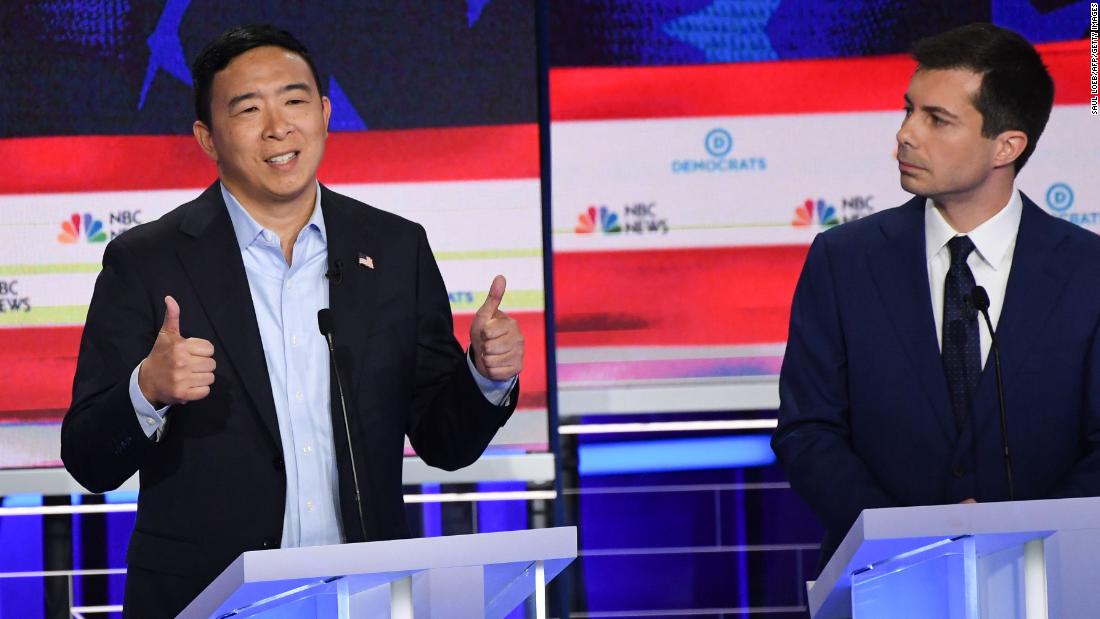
903, 107, 913, 117
931, 116, 947, 126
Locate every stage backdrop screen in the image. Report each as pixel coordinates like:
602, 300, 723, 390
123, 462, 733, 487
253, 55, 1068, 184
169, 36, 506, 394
548, 1, 1098, 417
0, 1, 548, 469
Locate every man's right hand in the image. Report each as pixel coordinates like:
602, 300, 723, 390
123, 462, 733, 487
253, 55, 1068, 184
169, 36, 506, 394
138, 296, 216, 407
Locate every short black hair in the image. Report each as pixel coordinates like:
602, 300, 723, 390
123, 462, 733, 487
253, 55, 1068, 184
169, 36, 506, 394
191, 24, 325, 127
911, 23, 1054, 173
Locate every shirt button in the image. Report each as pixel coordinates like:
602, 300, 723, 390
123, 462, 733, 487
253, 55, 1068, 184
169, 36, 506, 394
295, 391, 304, 402
286, 281, 293, 290
305, 500, 314, 512
144, 417, 156, 425
291, 335, 299, 346
302, 444, 313, 455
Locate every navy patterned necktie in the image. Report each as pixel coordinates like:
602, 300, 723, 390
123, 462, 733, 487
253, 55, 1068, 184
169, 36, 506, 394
942, 235, 980, 426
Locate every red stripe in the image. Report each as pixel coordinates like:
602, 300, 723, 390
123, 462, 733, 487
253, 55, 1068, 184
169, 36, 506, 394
553, 245, 808, 348
1, 243, 807, 413
0, 327, 82, 413
551, 41, 1090, 120
452, 312, 547, 410
0, 313, 547, 417
0, 124, 538, 195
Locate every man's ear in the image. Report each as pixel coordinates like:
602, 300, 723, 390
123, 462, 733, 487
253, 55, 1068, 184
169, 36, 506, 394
992, 129, 1028, 170
193, 120, 218, 162
321, 95, 331, 138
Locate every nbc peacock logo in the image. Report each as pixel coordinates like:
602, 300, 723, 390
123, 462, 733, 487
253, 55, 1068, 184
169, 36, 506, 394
58, 213, 108, 244
792, 198, 839, 227
575, 205, 622, 234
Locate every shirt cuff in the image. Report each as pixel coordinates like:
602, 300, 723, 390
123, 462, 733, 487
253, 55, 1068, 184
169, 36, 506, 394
467, 351, 517, 407
129, 361, 170, 439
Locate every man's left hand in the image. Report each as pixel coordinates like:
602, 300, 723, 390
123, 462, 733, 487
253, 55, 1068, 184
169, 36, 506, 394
470, 275, 524, 381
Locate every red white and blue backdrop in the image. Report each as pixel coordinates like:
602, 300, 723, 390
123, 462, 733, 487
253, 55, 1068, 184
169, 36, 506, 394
0, 1, 549, 469
549, 0, 1097, 418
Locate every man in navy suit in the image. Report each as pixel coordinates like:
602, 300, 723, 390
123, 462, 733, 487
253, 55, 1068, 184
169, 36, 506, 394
772, 22, 1100, 569
62, 25, 524, 616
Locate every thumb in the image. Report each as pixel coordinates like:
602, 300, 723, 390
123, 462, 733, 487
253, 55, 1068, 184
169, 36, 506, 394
161, 295, 181, 336
476, 275, 507, 319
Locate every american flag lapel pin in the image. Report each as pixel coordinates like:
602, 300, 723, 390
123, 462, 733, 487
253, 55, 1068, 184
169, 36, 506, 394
358, 252, 375, 269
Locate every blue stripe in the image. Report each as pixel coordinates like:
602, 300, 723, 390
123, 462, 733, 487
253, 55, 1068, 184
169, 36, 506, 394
579, 435, 775, 475
1, 493, 44, 508
104, 490, 139, 504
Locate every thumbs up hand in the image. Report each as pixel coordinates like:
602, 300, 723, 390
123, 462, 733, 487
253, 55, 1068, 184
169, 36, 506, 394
469, 275, 524, 381
138, 296, 216, 407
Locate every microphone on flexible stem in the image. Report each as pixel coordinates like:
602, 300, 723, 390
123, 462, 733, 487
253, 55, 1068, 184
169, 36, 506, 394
317, 308, 367, 542
966, 285, 1015, 501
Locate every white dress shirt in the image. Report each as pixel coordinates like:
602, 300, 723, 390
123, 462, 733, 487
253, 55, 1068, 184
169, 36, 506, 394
925, 189, 1023, 368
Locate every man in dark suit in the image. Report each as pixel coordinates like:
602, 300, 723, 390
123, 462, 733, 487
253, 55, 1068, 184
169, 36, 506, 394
772, 22, 1100, 570
61, 25, 524, 617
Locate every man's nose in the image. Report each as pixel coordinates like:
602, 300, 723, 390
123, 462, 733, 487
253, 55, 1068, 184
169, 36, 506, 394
263, 107, 292, 140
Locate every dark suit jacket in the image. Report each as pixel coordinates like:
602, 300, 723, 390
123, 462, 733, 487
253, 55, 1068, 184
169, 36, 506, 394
772, 194, 1100, 570
61, 183, 517, 617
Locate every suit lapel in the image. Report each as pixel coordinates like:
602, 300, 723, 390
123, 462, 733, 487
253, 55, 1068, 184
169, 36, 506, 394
867, 197, 957, 441
175, 184, 281, 449
320, 186, 385, 541
974, 196, 1070, 414
320, 185, 381, 400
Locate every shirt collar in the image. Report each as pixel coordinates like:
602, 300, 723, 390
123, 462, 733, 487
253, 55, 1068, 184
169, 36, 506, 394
924, 189, 1023, 271
220, 182, 327, 252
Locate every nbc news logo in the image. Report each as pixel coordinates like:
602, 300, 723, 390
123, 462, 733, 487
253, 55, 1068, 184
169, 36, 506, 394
575, 205, 621, 234
57, 213, 107, 244
792, 199, 839, 227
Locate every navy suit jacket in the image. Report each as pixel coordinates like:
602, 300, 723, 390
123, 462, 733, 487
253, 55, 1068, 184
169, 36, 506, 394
772, 193, 1100, 569
61, 183, 517, 617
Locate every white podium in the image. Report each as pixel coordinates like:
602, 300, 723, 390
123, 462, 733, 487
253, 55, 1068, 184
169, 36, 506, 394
807, 497, 1100, 618
178, 526, 577, 618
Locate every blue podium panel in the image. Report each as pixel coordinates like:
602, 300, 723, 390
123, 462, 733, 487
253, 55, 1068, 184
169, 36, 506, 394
852, 542, 972, 619
179, 527, 576, 619
809, 498, 1100, 619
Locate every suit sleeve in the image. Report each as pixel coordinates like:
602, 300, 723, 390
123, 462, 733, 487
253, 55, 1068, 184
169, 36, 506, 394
61, 238, 159, 493
404, 224, 517, 470
771, 234, 899, 537
1049, 303, 1100, 497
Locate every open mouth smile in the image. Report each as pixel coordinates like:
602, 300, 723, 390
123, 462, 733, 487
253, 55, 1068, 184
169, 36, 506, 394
265, 151, 299, 166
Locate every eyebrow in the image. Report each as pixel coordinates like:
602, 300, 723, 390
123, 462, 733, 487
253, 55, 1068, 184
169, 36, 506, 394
227, 83, 314, 110
902, 94, 960, 120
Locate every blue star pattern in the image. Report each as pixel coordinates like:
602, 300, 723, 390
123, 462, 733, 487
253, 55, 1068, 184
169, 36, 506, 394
37, 0, 129, 52
551, 0, 1091, 66
138, 0, 192, 110
993, 0, 1089, 43
467, 0, 491, 27
662, 0, 780, 62
327, 77, 367, 131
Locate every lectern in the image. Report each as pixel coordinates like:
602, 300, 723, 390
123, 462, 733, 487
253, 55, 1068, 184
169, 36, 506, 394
807, 497, 1100, 618
178, 526, 577, 618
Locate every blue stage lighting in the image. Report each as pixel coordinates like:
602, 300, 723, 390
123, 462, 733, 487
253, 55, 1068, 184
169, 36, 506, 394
579, 434, 775, 475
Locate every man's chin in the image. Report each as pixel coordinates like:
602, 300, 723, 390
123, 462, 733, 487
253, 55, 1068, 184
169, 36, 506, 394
264, 177, 318, 203
899, 175, 925, 196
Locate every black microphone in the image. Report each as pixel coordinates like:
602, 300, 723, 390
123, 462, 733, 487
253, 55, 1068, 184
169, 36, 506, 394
317, 308, 367, 542
966, 285, 1015, 500
325, 259, 343, 284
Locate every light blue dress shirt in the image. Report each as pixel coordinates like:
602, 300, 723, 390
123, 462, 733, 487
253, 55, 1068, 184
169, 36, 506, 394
128, 182, 514, 548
